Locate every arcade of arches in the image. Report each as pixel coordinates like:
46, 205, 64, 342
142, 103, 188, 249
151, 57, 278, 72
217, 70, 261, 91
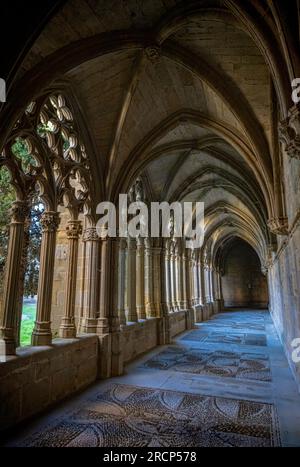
1, 0, 300, 446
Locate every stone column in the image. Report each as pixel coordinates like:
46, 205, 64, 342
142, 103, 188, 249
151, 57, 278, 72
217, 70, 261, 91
153, 245, 162, 317
182, 250, 188, 309
209, 267, 214, 302
0, 201, 29, 355
185, 249, 193, 310
175, 244, 181, 310
32, 211, 60, 345
145, 238, 156, 317
136, 237, 146, 320
193, 255, 199, 305
169, 243, 176, 311
59, 219, 82, 338
196, 254, 201, 305
205, 265, 211, 303
126, 236, 138, 322
161, 242, 171, 314
117, 237, 127, 326
79, 227, 99, 333
176, 244, 185, 310
188, 251, 194, 308
199, 261, 206, 305
97, 237, 110, 335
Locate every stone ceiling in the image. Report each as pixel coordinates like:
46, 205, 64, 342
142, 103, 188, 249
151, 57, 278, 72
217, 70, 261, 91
4, 0, 295, 268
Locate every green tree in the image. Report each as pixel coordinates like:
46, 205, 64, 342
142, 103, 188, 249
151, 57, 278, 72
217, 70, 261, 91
0, 138, 43, 296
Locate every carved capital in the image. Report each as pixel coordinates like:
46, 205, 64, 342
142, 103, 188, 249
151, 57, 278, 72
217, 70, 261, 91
40, 211, 60, 232
144, 45, 161, 63
279, 104, 300, 159
267, 217, 289, 235
10, 201, 30, 223
82, 226, 98, 242
66, 220, 82, 239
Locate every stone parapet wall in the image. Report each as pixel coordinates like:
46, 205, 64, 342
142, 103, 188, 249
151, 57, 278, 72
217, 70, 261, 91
122, 319, 158, 364
169, 311, 187, 338
268, 223, 300, 392
0, 335, 98, 432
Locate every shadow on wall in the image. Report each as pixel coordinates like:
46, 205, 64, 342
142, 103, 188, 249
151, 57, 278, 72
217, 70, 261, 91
221, 239, 268, 309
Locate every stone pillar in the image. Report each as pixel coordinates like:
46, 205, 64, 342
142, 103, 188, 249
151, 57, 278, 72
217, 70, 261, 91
153, 245, 162, 317
188, 251, 194, 308
197, 259, 203, 305
145, 238, 156, 317
97, 237, 110, 335
97, 236, 122, 378
136, 237, 146, 320
0, 201, 29, 355
205, 265, 210, 303
193, 255, 199, 305
169, 243, 176, 311
79, 227, 99, 333
126, 237, 138, 322
59, 219, 82, 338
32, 211, 60, 345
117, 237, 127, 326
209, 267, 214, 302
182, 250, 188, 310
196, 255, 201, 305
161, 242, 171, 314
199, 261, 206, 305
174, 243, 182, 310
185, 249, 193, 310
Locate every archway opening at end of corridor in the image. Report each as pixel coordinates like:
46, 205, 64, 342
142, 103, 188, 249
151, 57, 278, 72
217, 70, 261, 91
220, 238, 269, 310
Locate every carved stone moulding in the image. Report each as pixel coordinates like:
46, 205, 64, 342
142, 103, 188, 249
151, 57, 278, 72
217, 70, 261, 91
267, 217, 289, 236
66, 220, 82, 239
279, 104, 300, 159
144, 45, 161, 63
10, 201, 30, 223
40, 211, 60, 232
82, 226, 99, 242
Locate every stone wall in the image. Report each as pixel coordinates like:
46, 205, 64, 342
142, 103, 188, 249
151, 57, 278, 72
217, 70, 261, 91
268, 150, 300, 391
169, 311, 187, 338
268, 223, 300, 391
0, 335, 98, 432
221, 240, 269, 308
122, 319, 158, 364
194, 305, 203, 322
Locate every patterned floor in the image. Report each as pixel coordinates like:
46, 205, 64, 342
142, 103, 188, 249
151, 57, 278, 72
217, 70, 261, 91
21, 383, 280, 447
5, 309, 300, 447
180, 330, 267, 346
142, 345, 271, 381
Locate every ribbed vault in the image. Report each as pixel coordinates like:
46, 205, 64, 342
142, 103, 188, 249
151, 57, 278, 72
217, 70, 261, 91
1, 0, 299, 293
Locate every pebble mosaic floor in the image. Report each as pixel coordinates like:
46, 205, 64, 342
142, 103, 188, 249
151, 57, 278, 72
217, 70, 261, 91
3, 310, 300, 447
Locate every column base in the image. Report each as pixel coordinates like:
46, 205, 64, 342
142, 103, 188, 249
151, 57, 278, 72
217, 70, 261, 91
59, 318, 76, 338
137, 306, 147, 320
0, 331, 16, 356
79, 318, 97, 334
127, 315, 138, 323
146, 305, 156, 318
32, 321, 52, 346
97, 317, 109, 335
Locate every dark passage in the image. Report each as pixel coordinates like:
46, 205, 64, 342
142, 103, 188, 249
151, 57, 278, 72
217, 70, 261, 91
221, 239, 268, 309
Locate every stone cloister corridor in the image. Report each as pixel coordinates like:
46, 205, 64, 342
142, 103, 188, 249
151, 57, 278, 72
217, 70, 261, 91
1, 0, 300, 449
3, 310, 300, 447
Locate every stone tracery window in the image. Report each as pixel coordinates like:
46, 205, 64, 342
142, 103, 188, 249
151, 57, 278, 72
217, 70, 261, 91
0, 91, 94, 354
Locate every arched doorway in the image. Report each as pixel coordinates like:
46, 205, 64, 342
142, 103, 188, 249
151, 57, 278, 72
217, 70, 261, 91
221, 238, 268, 309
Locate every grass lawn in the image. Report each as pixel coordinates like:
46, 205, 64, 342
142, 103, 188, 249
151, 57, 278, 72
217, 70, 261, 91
20, 302, 36, 346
